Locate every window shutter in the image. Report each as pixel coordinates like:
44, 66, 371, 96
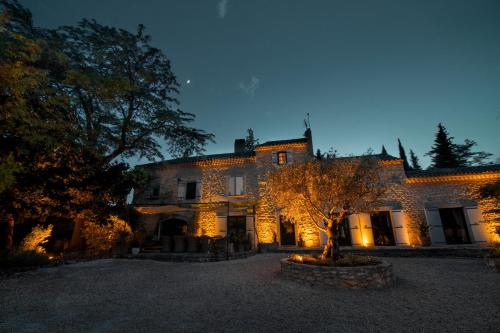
177, 182, 186, 199
465, 207, 488, 243
286, 150, 293, 164
391, 210, 410, 245
271, 152, 277, 164
216, 216, 227, 237
225, 176, 231, 196
235, 176, 244, 195
195, 180, 201, 198
424, 209, 446, 244
144, 187, 152, 199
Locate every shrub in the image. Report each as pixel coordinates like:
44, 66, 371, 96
489, 242, 500, 258
289, 254, 380, 267
82, 216, 132, 254
0, 250, 50, 269
20, 225, 53, 254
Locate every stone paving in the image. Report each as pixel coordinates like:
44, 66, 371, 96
0, 254, 498, 332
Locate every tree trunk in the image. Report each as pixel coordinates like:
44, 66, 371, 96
4, 213, 15, 254
320, 218, 341, 261
69, 216, 83, 250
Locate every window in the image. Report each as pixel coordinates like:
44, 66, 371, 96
227, 176, 245, 196
146, 186, 160, 200
185, 182, 197, 200
277, 151, 287, 165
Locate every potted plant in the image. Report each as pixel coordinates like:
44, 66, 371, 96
297, 233, 304, 248
415, 221, 431, 246
131, 229, 146, 255
131, 239, 141, 255
486, 243, 500, 272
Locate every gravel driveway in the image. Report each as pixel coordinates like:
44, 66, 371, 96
0, 254, 498, 332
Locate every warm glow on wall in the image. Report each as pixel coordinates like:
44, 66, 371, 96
362, 235, 369, 247
195, 209, 218, 237
406, 172, 500, 184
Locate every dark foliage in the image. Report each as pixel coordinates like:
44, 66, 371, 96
409, 149, 422, 170
398, 138, 411, 171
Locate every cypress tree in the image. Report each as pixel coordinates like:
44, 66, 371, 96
244, 128, 259, 152
381, 145, 388, 155
427, 123, 459, 168
398, 138, 411, 171
315, 149, 323, 160
409, 150, 422, 170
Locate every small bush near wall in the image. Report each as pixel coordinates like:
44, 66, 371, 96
83, 216, 132, 255
0, 250, 50, 270
20, 225, 53, 254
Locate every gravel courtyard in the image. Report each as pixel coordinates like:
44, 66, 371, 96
1, 254, 498, 333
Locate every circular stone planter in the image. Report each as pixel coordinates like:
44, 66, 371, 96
280, 258, 394, 289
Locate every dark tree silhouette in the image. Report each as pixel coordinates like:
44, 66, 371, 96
427, 123, 492, 168
409, 150, 422, 170
315, 149, 323, 160
398, 139, 411, 171
426, 123, 459, 168
48, 19, 213, 162
244, 128, 259, 152
381, 145, 388, 155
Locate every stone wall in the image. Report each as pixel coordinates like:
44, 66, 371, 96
255, 142, 315, 244
135, 158, 257, 237
280, 258, 394, 288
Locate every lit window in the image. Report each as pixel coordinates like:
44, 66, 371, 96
277, 151, 287, 165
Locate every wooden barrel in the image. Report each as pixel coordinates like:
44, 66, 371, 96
173, 235, 186, 253
186, 236, 198, 253
161, 236, 172, 252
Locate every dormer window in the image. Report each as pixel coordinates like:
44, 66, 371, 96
277, 151, 287, 165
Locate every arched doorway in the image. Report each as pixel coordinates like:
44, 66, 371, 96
279, 216, 296, 246
160, 219, 188, 237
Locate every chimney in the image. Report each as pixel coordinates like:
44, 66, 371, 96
234, 139, 246, 153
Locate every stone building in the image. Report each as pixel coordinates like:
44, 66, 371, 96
132, 131, 499, 248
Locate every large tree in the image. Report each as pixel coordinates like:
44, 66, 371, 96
47, 20, 214, 247
0, 0, 76, 251
1, 1, 212, 251
47, 19, 213, 163
267, 156, 385, 260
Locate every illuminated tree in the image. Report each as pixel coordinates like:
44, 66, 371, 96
267, 156, 386, 260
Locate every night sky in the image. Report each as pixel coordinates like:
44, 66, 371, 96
22, 0, 500, 166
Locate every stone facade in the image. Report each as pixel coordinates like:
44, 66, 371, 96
280, 258, 394, 288
133, 132, 500, 248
